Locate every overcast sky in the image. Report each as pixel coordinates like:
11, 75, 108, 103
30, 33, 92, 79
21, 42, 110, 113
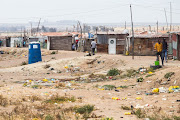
0, 0, 179, 24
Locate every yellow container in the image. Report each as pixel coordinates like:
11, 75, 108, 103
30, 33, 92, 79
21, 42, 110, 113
152, 88, 159, 93
136, 97, 142, 100
112, 97, 119, 100
43, 79, 48, 82
126, 51, 129, 56
124, 112, 131, 115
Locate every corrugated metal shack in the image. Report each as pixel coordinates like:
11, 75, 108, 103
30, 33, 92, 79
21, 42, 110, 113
126, 34, 170, 56
171, 33, 180, 60
97, 33, 128, 54
47, 35, 73, 50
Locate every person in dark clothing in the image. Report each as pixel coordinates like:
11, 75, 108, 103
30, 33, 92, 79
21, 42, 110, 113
162, 38, 168, 63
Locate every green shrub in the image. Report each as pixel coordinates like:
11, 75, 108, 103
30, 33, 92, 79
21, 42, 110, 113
45, 96, 76, 104
101, 117, 114, 120
51, 51, 56, 54
126, 69, 137, 77
164, 72, 175, 79
21, 61, 27, 66
134, 109, 146, 118
102, 85, 115, 90
75, 105, 94, 114
45, 114, 54, 120
107, 68, 120, 76
137, 77, 144, 82
121, 106, 131, 110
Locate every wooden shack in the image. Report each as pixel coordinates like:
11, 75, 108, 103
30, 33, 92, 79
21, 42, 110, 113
96, 33, 128, 54
126, 34, 170, 56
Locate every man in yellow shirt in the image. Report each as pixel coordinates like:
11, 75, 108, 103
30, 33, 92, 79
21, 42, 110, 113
155, 40, 163, 65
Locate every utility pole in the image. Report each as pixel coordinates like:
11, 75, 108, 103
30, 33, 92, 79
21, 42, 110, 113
164, 8, 168, 31
130, 4, 135, 60
170, 2, 172, 32
125, 21, 126, 29
37, 18, 41, 35
156, 21, 158, 34
77, 21, 83, 51
30, 22, 32, 36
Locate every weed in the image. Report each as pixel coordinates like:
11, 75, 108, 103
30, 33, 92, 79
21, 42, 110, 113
44, 64, 51, 69
173, 116, 180, 120
146, 74, 155, 78
0, 95, 8, 107
21, 61, 27, 66
51, 51, 56, 54
134, 109, 146, 118
45, 95, 76, 104
101, 118, 114, 120
31, 85, 40, 89
55, 83, 66, 88
121, 106, 131, 110
29, 95, 42, 101
164, 72, 175, 79
137, 77, 144, 82
119, 86, 128, 88
75, 105, 94, 114
147, 68, 155, 73
107, 68, 120, 76
102, 85, 115, 90
45, 114, 54, 120
126, 69, 137, 78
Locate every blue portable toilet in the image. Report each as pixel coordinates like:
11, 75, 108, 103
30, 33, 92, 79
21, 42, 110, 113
28, 42, 42, 64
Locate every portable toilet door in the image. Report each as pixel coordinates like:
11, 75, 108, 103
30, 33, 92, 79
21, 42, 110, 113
28, 42, 42, 64
108, 38, 116, 54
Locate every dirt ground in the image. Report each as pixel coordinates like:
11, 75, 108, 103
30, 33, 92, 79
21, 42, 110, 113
0, 47, 179, 120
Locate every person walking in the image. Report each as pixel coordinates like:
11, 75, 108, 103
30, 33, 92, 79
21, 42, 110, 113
0, 40, 2, 47
91, 39, 96, 55
162, 38, 168, 63
155, 39, 163, 65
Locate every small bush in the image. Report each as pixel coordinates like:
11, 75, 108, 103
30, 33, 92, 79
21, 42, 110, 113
121, 106, 131, 110
51, 51, 56, 54
147, 68, 155, 73
134, 109, 146, 118
119, 86, 128, 89
137, 77, 144, 82
102, 85, 115, 90
31, 85, 39, 89
21, 61, 27, 66
0, 95, 8, 107
75, 105, 94, 114
101, 117, 114, 120
45, 95, 76, 104
173, 116, 180, 120
107, 68, 120, 76
44, 64, 51, 69
45, 114, 54, 120
126, 69, 137, 77
164, 72, 175, 79
146, 74, 155, 78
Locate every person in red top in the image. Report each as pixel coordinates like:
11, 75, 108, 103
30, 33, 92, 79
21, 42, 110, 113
75, 39, 79, 50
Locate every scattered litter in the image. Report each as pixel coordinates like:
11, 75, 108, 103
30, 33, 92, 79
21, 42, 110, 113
162, 98, 167, 101
136, 97, 142, 100
152, 88, 159, 93
112, 97, 120, 100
